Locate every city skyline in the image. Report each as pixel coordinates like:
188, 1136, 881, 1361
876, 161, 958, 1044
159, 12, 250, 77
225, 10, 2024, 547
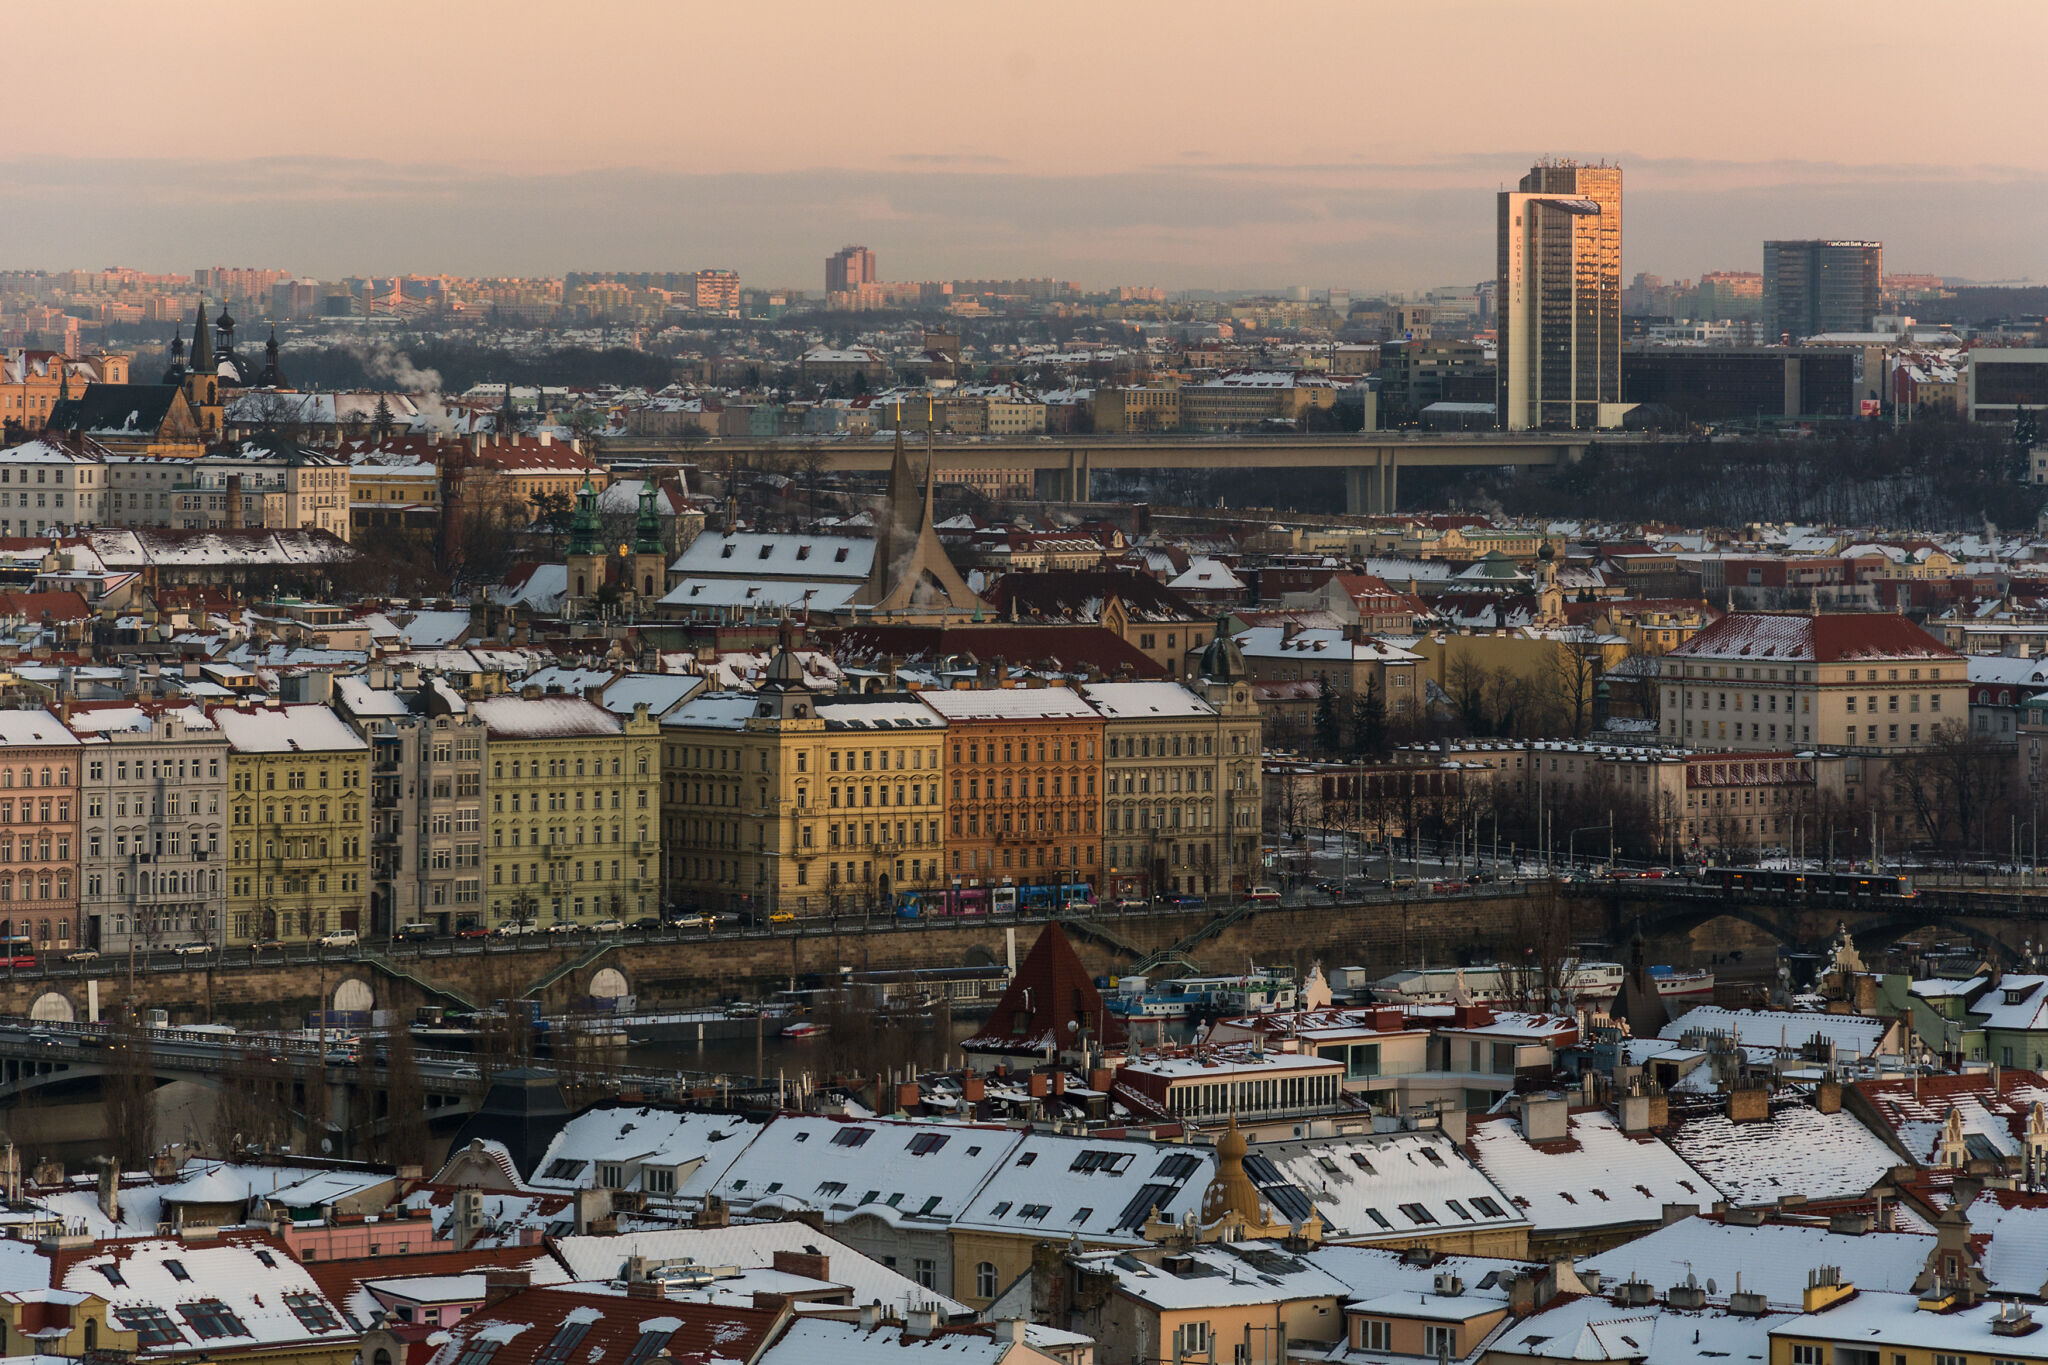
6, 0, 2045, 290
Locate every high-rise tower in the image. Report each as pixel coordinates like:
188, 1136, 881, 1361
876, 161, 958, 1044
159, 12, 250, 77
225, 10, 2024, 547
1496, 160, 1622, 430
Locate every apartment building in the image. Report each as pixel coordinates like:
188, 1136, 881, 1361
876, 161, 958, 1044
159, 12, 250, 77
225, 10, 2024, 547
0, 710, 82, 954
661, 654, 948, 917
921, 684, 1105, 893
218, 703, 370, 944
0, 437, 107, 537
1083, 676, 1262, 899
1662, 612, 1965, 752
71, 703, 228, 956
473, 693, 660, 928
335, 669, 488, 936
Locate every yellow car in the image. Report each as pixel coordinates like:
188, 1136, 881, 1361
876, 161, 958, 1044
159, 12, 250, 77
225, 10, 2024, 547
768, 911, 796, 924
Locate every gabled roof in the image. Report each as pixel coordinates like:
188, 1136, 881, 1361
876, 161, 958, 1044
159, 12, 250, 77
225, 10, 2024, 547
45, 384, 188, 436
421, 1287, 783, 1365
1669, 612, 1957, 663
962, 922, 1126, 1053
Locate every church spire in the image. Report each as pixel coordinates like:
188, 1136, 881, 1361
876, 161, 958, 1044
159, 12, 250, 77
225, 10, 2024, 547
633, 483, 664, 555
566, 479, 602, 558
189, 298, 214, 373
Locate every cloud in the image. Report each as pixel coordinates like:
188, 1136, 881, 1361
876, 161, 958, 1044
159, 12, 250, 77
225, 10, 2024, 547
1, 154, 2043, 291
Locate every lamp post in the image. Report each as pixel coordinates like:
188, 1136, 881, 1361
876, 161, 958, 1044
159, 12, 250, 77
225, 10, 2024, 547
1567, 823, 1612, 877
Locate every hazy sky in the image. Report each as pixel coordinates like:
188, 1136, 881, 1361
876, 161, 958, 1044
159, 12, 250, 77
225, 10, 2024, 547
10, 0, 2046, 291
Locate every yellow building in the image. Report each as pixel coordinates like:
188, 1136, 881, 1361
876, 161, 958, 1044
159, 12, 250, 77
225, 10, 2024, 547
0, 1288, 137, 1359
473, 693, 660, 928
1768, 1284, 2048, 1365
661, 653, 947, 918
218, 703, 369, 944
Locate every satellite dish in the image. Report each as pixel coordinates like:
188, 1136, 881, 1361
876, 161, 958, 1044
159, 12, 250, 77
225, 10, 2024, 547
1706, 1278, 1717, 1295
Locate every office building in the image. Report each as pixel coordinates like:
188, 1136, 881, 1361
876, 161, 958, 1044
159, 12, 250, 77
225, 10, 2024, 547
1762, 240, 1881, 341
1622, 346, 1856, 422
1496, 160, 1623, 430
825, 245, 878, 295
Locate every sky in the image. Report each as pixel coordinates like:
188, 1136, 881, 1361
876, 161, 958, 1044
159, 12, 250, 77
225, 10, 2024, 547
9, 0, 2047, 293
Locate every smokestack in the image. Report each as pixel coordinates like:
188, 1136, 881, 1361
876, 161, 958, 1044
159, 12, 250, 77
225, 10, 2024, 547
225, 474, 244, 531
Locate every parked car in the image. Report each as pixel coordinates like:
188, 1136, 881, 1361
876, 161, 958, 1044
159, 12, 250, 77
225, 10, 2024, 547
589, 918, 625, 934
546, 921, 582, 935
319, 929, 360, 949
492, 921, 538, 938
249, 938, 286, 953
172, 941, 214, 957
456, 925, 491, 940
628, 917, 663, 932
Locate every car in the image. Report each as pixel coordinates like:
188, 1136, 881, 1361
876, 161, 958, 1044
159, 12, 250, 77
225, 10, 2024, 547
393, 923, 438, 943
767, 911, 796, 924
492, 922, 538, 938
1247, 886, 1282, 905
324, 1048, 359, 1066
628, 917, 663, 932
547, 921, 583, 935
456, 925, 491, 940
171, 941, 214, 957
65, 948, 99, 963
1431, 880, 1470, 894
1112, 896, 1147, 912
1385, 876, 1419, 889
319, 929, 360, 949
450, 1065, 481, 1080
688, 913, 723, 930
249, 938, 286, 952
1160, 893, 1203, 909
589, 918, 625, 934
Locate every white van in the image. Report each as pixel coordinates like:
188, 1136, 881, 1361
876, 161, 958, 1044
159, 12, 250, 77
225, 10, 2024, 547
319, 928, 360, 949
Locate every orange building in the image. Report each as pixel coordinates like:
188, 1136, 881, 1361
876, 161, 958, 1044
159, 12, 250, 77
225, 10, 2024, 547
920, 684, 1105, 896
0, 710, 83, 955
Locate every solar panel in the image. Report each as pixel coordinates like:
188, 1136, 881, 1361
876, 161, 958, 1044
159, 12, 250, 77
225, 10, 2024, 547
1116, 1181, 1178, 1231
1264, 1182, 1316, 1225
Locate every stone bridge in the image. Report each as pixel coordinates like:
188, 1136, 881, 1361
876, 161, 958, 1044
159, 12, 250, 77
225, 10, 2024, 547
1601, 882, 2048, 964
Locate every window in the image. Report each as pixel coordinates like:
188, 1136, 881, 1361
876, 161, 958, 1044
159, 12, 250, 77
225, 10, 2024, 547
1398, 1202, 1438, 1225
625, 1331, 677, 1365
907, 1131, 950, 1156
179, 1300, 250, 1340
1422, 1326, 1456, 1359
832, 1127, 874, 1148
976, 1262, 998, 1298
541, 1158, 587, 1181
1358, 1321, 1390, 1352
114, 1307, 184, 1348
535, 1321, 593, 1365
284, 1292, 341, 1333
163, 1259, 191, 1282
913, 1258, 936, 1288
1790, 1348, 1823, 1365
1180, 1322, 1210, 1355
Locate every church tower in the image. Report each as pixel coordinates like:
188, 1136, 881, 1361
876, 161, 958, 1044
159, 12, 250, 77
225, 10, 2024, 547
180, 299, 224, 437
565, 479, 607, 613
629, 483, 668, 603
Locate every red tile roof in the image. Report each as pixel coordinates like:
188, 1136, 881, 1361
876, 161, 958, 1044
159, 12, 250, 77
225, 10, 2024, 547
427, 1288, 783, 1365
1669, 612, 1957, 663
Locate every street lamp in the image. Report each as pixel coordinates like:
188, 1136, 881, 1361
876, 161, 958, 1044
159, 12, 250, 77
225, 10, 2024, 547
1567, 823, 1612, 877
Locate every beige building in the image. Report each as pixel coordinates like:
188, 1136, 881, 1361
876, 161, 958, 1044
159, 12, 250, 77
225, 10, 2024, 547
1662, 612, 1965, 751
1084, 671, 1263, 900
661, 655, 947, 918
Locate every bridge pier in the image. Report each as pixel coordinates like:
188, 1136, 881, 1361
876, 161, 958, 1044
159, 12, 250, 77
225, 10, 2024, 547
1038, 453, 1092, 503
1344, 454, 1397, 515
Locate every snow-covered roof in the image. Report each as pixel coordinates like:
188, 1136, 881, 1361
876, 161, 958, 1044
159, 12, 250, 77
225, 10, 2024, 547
1466, 1109, 1718, 1233
1231, 626, 1421, 663
661, 693, 761, 732
1078, 681, 1217, 720
470, 694, 622, 741
671, 533, 874, 581
1583, 1217, 1931, 1306
1665, 1101, 1900, 1206
61, 1234, 357, 1353
916, 687, 1101, 723
1491, 1294, 1789, 1365
551, 1222, 966, 1317
952, 1133, 1210, 1245
1077, 1240, 1350, 1312
1247, 1130, 1527, 1244
1660, 1007, 1892, 1059
659, 579, 861, 612
213, 704, 368, 754
709, 1115, 1022, 1228
813, 699, 945, 731
527, 1107, 754, 1193
759, 1318, 1014, 1365
0, 709, 80, 747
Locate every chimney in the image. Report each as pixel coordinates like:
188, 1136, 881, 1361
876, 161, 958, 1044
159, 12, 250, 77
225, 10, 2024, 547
896, 1082, 921, 1113
482, 1268, 530, 1306
773, 1249, 831, 1282
95, 1156, 119, 1223
225, 474, 243, 530
859, 1304, 880, 1331
905, 1309, 936, 1339
961, 1075, 986, 1103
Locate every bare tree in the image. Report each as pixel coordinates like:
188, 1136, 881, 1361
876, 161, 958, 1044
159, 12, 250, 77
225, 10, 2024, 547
102, 1010, 158, 1170
1890, 721, 2021, 862
376, 1025, 430, 1169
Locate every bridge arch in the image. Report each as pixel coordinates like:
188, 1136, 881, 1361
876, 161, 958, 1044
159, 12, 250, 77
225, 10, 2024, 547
588, 967, 630, 1002
28, 991, 75, 1023
332, 978, 374, 1014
